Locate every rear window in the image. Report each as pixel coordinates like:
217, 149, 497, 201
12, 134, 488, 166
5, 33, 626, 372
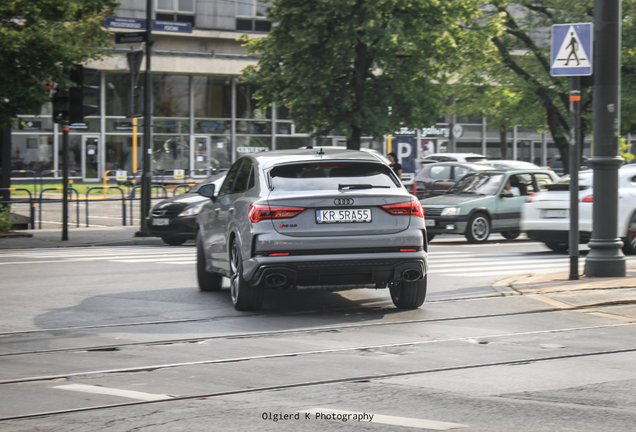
465, 156, 487, 163
269, 162, 398, 191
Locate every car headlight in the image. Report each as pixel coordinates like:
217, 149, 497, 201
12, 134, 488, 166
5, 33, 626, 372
178, 203, 205, 217
441, 207, 460, 216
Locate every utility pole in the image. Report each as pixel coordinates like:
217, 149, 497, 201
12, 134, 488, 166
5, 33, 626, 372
136, 0, 153, 237
586, 0, 626, 277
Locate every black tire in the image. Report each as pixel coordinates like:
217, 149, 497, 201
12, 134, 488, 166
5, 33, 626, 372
426, 233, 436, 242
229, 240, 263, 311
623, 213, 636, 254
197, 233, 222, 292
390, 275, 427, 309
501, 230, 521, 240
465, 213, 490, 244
162, 236, 187, 246
545, 242, 568, 253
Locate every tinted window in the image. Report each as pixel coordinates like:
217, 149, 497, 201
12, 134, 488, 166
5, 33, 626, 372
218, 159, 244, 196
429, 165, 451, 179
453, 166, 471, 179
232, 158, 253, 193
270, 162, 398, 191
465, 156, 487, 163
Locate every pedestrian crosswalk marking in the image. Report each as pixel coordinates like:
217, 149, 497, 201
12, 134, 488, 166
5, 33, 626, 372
1, 247, 635, 276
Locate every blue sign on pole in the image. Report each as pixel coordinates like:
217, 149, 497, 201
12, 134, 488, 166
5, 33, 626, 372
103, 17, 192, 34
551, 23, 593, 76
104, 17, 146, 30
152, 20, 192, 33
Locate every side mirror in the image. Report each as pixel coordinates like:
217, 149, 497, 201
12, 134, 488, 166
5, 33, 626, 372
199, 184, 216, 200
500, 191, 513, 198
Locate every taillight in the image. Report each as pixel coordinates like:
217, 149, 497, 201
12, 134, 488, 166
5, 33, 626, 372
527, 193, 536, 203
381, 200, 424, 218
249, 204, 305, 223
581, 194, 593, 203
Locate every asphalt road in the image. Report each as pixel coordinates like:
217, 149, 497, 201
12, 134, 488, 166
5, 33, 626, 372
1, 241, 636, 431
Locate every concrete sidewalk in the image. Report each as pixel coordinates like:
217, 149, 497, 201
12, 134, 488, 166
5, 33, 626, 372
0, 226, 171, 249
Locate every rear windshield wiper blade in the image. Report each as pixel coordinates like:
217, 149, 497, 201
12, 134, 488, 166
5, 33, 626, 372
338, 184, 390, 190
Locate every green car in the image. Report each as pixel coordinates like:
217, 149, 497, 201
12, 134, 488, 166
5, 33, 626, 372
420, 169, 559, 243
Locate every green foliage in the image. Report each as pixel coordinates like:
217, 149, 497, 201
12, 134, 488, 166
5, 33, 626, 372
0, 0, 118, 127
620, 137, 635, 163
241, 0, 499, 149
455, 1, 636, 171
0, 205, 17, 234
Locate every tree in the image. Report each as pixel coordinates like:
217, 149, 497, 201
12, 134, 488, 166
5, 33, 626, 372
460, 0, 636, 173
241, 0, 499, 149
0, 0, 117, 127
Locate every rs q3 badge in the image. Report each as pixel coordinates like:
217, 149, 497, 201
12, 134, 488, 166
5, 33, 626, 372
334, 198, 354, 206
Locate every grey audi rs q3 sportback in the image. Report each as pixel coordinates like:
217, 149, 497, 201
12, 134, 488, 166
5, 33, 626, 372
195, 148, 429, 311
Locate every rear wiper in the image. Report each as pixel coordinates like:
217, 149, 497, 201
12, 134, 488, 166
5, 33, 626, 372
338, 184, 390, 190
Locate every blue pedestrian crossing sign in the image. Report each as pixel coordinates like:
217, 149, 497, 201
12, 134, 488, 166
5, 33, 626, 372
551, 23, 593, 76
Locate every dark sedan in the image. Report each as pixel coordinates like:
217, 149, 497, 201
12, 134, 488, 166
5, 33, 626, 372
415, 162, 490, 199
146, 172, 227, 245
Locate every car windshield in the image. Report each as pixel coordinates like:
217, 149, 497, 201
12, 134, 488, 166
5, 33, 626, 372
447, 173, 505, 195
269, 162, 399, 191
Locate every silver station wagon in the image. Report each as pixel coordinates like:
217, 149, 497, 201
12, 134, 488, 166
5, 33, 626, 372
195, 148, 429, 311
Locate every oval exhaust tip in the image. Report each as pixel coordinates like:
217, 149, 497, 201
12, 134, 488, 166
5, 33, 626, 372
402, 270, 421, 282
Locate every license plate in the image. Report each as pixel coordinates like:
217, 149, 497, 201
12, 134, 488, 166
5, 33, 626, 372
152, 218, 170, 226
425, 219, 436, 227
541, 209, 568, 218
316, 209, 371, 223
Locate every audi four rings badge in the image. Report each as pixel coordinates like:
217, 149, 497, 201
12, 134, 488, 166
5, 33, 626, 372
334, 198, 354, 206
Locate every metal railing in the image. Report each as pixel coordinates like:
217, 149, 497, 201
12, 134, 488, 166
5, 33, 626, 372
0, 188, 36, 229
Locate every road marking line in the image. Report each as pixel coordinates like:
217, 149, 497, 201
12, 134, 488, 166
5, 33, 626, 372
529, 295, 574, 309
300, 408, 467, 430
110, 257, 196, 263
53, 384, 172, 401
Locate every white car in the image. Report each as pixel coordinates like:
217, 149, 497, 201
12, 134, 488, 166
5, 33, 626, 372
479, 160, 542, 170
520, 166, 636, 253
421, 153, 487, 163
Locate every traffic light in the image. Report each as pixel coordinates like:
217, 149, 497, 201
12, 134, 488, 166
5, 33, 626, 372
126, 50, 144, 118
52, 86, 70, 124
69, 66, 100, 124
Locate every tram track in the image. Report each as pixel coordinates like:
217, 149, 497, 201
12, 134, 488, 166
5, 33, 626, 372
1, 299, 633, 359
2, 343, 636, 422
1, 321, 633, 386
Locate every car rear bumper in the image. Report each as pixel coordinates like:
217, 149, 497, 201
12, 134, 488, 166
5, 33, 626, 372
526, 230, 591, 244
424, 216, 467, 234
244, 251, 427, 290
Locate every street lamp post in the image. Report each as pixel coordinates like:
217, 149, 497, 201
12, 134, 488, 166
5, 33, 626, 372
586, 0, 626, 277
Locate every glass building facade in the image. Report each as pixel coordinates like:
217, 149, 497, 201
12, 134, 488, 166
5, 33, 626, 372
10, 71, 589, 181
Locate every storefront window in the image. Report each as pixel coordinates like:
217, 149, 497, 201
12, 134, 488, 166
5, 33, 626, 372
193, 76, 231, 118
105, 73, 145, 117
275, 137, 310, 150
154, 74, 189, 117
57, 135, 82, 177
153, 118, 190, 134
236, 83, 271, 119
106, 135, 138, 174
10, 135, 54, 173
152, 135, 189, 171
235, 136, 270, 160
